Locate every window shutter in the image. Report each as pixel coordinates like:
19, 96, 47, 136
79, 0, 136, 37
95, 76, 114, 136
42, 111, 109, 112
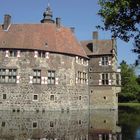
86, 60, 88, 66
99, 61, 102, 66
76, 77, 78, 84
5, 50, 9, 57
99, 79, 102, 85
41, 77, 48, 84
16, 76, 20, 83
108, 60, 112, 66
17, 50, 21, 57
45, 52, 49, 59
55, 78, 59, 85
29, 76, 33, 84
86, 79, 88, 85
41, 77, 45, 84
81, 58, 84, 65
76, 56, 78, 63
109, 79, 112, 85
45, 77, 47, 84
34, 51, 38, 58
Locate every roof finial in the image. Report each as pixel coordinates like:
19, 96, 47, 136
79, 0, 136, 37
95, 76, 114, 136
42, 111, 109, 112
41, 0, 54, 23
47, 0, 50, 7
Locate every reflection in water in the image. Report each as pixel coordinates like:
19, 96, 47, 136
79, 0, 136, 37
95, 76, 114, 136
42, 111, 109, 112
136, 128, 140, 140
89, 110, 121, 140
119, 106, 140, 140
0, 110, 121, 140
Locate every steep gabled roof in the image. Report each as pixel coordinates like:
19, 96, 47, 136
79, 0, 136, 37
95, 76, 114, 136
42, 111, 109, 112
0, 23, 87, 58
81, 39, 114, 56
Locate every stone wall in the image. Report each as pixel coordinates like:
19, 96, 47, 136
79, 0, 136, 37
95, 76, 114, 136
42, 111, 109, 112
89, 87, 118, 109
0, 50, 89, 111
88, 55, 113, 72
88, 54, 121, 109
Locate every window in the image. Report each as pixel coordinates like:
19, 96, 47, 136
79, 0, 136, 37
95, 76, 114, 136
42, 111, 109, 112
33, 122, 38, 128
102, 73, 109, 85
79, 120, 82, 125
33, 95, 38, 101
78, 71, 87, 84
9, 50, 17, 57
50, 95, 54, 101
3, 94, 6, 99
1, 122, 6, 127
33, 70, 41, 84
101, 56, 109, 65
38, 51, 45, 58
8, 69, 17, 83
104, 96, 107, 100
48, 70, 55, 84
89, 68, 92, 72
0, 69, 17, 84
50, 121, 54, 127
116, 73, 120, 85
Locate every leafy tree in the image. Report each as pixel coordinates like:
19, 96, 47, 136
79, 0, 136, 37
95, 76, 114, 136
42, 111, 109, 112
119, 60, 140, 102
136, 74, 140, 84
97, 0, 140, 63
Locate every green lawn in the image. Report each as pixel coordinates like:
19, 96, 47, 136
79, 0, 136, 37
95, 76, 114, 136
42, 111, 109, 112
119, 102, 140, 107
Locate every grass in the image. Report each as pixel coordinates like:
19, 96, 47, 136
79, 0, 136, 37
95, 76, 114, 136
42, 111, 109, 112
119, 102, 140, 107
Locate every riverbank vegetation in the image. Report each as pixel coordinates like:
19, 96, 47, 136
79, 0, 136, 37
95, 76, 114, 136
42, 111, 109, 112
119, 103, 140, 107
119, 61, 140, 103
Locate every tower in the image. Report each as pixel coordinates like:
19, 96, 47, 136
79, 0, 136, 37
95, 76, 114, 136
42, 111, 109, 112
41, 2, 54, 23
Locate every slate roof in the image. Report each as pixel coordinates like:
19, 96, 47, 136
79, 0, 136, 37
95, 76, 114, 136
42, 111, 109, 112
81, 39, 114, 56
0, 23, 87, 58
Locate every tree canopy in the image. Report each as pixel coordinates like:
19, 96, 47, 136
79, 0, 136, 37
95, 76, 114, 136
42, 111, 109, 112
119, 60, 140, 102
97, 0, 140, 62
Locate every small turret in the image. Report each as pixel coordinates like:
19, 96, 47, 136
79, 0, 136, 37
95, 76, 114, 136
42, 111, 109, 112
41, 3, 54, 23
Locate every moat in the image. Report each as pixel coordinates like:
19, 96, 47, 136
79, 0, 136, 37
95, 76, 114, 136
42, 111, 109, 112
0, 107, 140, 140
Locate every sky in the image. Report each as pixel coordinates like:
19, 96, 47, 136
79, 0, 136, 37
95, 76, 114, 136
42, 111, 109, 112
0, 0, 138, 66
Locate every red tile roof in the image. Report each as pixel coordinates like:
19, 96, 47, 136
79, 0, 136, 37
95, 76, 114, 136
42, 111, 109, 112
81, 39, 114, 56
0, 23, 87, 58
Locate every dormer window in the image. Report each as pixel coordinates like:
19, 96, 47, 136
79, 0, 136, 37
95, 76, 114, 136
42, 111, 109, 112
9, 50, 17, 57
38, 51, 46, 58
45, 43, 48, 47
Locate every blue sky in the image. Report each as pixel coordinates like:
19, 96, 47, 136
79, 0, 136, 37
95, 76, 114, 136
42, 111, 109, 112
0, 0, 137, 65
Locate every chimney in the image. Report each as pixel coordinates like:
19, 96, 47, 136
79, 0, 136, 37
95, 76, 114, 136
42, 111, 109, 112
93, 31, 98, 40
56, 17, 61, 28
3, 14, 11, 30
70, 27, 75, 33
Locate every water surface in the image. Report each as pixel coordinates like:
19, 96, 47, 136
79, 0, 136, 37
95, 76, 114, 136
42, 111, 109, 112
119, 106, 140, 140
0, 109, 122, 140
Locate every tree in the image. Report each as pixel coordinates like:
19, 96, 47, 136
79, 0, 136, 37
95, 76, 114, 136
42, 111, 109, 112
119, 61, 140, 102
97, 0, 140, 64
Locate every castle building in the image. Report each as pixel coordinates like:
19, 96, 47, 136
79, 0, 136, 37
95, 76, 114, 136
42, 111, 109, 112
0, 4, 121, 111
81, 32, 121, 109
